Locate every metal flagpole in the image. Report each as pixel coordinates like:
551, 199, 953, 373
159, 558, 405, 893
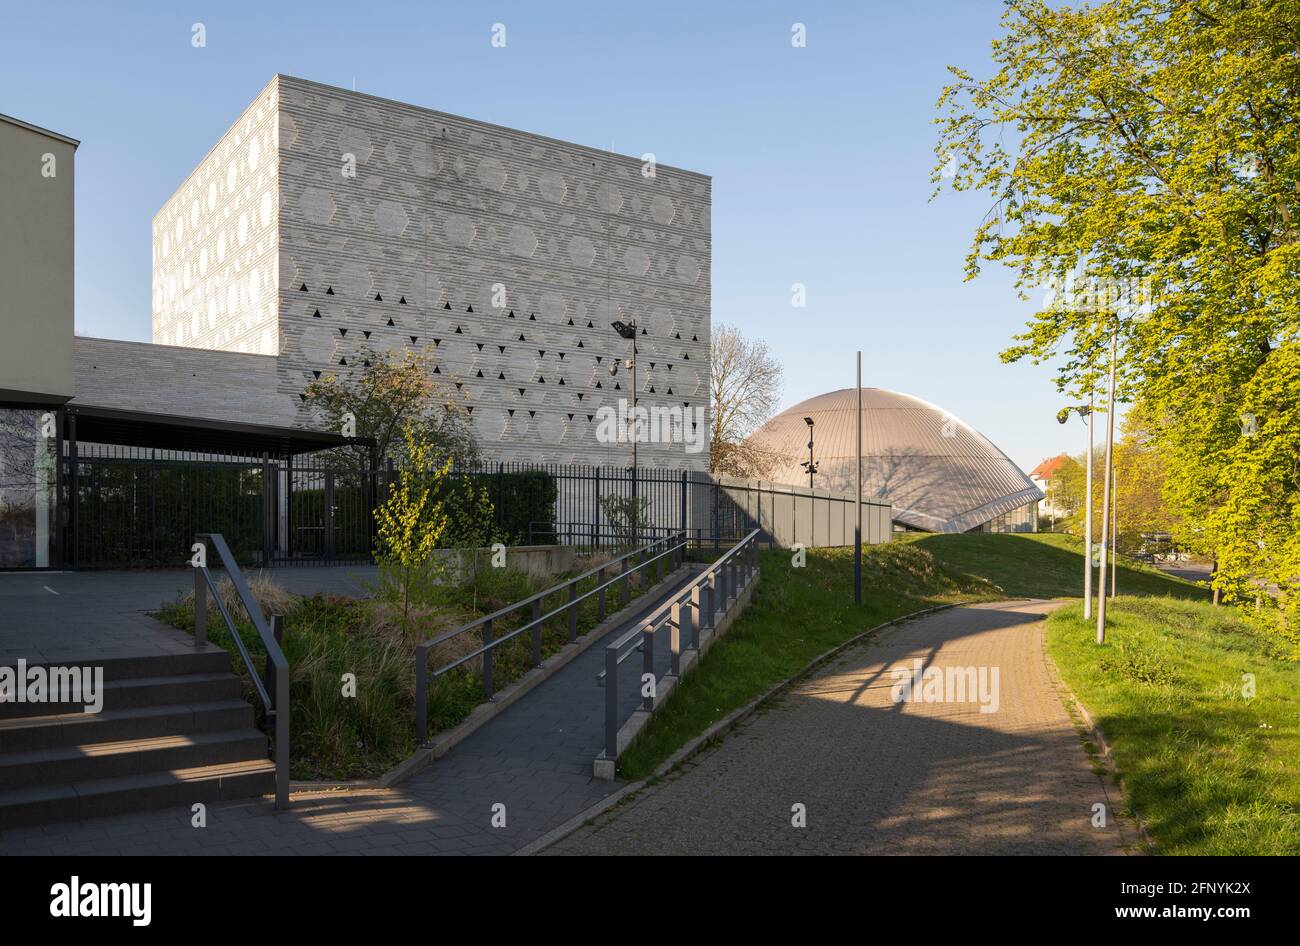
1096, 332, 1117, 644
854, 352, 862, 606
1111, 462, 1118, 598
1084, 398, 1094, 619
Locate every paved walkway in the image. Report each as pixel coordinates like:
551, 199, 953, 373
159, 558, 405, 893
545, 601, 1131, 855
0, 565, 378, 665
1155, 561, 1212, 585
0, 569, 696, 856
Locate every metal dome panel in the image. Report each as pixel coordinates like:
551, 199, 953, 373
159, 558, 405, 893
745, 388, 1043, 533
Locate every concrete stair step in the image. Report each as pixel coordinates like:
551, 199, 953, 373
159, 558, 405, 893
0, 671, 242, 719
0, 700, 255, 752
0, 647, 230, 683
0, 759, 277, 829
0, 729, 269, 791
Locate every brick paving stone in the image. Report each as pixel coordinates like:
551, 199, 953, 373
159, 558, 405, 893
546, 601, 1132, 856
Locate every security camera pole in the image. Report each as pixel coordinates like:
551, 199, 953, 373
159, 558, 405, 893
611, 319, 638, 543
800, 416, 818, 488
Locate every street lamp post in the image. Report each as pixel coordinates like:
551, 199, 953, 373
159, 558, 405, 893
800, 416, 818, 488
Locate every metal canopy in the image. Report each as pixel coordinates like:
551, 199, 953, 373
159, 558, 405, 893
65, 404, 371, 457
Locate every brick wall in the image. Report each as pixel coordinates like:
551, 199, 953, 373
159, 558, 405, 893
75, 337, 286, 427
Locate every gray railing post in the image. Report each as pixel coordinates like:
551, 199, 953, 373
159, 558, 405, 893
621, 555, 630, 604
597, 567, 607, 621
568, 580, 578, 642
271, 614, 289, 810
593, 468, 601, 548
483, 618, 494, 700
415, 643, 429, 745
194, 566, 206, 648
669, 602, 681, 676
262, 614, 284, 712
689, 585, 701, 649
642, 623, 656, 710
531, 598, 542, 666
604, 647, 618, 760
705, 572, 716, 631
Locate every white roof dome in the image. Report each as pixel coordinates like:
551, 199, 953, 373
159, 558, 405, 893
746, 388, 1043, 532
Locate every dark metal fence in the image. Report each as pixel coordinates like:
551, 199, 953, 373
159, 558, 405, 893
63, 447, 891, 569
65, 443, 374, 569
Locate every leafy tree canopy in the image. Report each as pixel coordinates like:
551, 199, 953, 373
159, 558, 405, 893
936, 0, 1300, 620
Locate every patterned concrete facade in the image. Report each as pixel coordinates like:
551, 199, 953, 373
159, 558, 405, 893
152, 84, 281, 358
150, 76, 712, 469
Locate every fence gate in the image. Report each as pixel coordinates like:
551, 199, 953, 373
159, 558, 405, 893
65, 445, 374, 568
283, 461, 372, 564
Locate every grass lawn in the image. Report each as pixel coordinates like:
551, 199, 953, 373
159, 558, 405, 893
1046, 597, 1300, 855
618, 532, 1204, 779
905, 531, 1206, 600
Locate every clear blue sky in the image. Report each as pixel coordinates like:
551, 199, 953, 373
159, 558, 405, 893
1, 0, 1085, 471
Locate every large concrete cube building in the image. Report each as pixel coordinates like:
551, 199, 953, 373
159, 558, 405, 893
149, 75, 712, 469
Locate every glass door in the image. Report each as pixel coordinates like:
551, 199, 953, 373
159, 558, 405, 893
0, 408, 57, 567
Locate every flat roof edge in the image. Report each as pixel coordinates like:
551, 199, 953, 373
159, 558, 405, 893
279, 74, 713, 182
0, 112, 79, 148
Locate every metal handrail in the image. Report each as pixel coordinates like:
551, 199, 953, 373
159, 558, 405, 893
193, 533, 290, 809
414, 532, 689, 744
600, 529, 759, 673
600, 529, 762, 763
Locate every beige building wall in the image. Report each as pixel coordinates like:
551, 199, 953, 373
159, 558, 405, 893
151, 80, 280, 355
0, 115, 77, 403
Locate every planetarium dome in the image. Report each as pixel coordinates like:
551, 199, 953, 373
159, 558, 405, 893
745, 388, 1043, 533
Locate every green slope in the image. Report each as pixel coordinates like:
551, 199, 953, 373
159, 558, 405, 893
905, 531, 1207, 601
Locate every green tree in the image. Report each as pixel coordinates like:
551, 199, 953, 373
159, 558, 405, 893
373, 424, 452, 641
935, 0, 1300, 625
303, 344, 478, 474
